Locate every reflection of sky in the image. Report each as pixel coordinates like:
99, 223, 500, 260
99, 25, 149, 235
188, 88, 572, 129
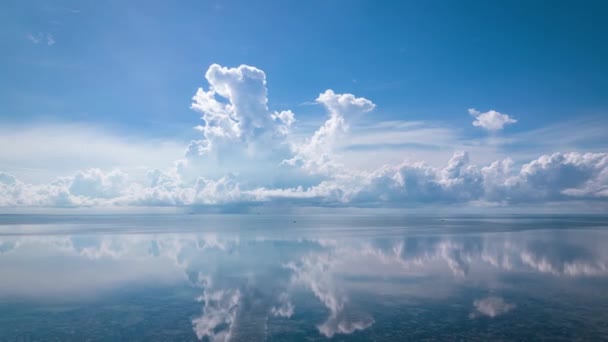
1, 215, 608, 340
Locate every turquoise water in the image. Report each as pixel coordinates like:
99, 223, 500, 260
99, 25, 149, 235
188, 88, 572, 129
1, 214, 607, 340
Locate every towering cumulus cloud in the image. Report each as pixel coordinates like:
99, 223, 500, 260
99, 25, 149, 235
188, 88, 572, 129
283, 89, 375, 175
0, 64, 607, 210
187, 64, 294, 158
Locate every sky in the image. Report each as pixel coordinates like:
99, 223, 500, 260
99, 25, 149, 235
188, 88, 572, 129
1, 0, 607, 212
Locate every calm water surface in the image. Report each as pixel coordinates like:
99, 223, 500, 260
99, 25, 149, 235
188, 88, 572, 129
1, 214, 607, 341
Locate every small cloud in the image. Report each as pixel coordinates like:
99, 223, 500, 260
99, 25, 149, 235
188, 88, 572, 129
270, 292, 294, 318
26, 33, 42, 44
470, 296, 515, 318
46, 34, 55, 46
26, 32, 55, 46
469, 108, 517, 131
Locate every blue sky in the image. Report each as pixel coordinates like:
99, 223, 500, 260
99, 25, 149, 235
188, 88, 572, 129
1, 0, 607, 211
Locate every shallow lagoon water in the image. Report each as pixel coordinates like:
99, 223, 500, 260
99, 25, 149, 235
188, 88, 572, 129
1, 214, 607, 341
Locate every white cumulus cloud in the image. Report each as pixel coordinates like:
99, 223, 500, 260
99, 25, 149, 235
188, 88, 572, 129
469, 108, 517, 131
1, 64, 606, 211
188, 64, 295, 158
1, 151, 608, 209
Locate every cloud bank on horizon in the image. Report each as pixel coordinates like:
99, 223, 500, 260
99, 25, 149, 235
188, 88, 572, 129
1, 64, 607, 210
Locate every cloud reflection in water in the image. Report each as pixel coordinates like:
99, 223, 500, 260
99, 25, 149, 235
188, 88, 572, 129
1, 219, 608, 340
